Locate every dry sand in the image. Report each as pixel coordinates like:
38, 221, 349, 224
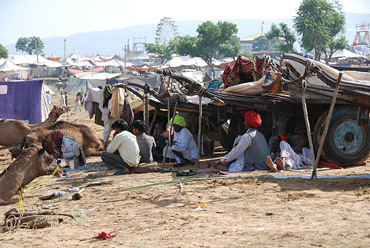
0, 88, 369, 247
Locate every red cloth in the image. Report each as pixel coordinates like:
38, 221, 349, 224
50, 131, 63, 141
222, 55, 256, 88
244, 111, 262, 128
94, 229, 118, 240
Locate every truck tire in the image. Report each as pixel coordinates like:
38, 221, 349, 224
313, 107, 370, 167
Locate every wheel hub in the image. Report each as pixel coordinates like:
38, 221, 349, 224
333, 120, 365, 155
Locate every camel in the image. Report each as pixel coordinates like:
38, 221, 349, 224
0, 144, 62, 205
19, 121, 104, 157
0, 105, 69, 147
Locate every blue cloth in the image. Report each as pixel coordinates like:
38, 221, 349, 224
0, 80, 43, 124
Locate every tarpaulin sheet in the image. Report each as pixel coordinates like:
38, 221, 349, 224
0, 80, 43, 124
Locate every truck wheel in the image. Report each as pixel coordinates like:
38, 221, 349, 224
313, 107, 370, 167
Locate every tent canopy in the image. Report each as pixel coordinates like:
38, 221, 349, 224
332, 49, 362, 58
0, 60, 29, 72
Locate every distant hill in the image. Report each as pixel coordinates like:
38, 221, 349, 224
5, 12, 369, 58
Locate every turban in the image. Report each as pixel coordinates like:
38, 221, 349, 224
276, 135, 288, 142
50, 131, 63, 142
244, 111, 262, 128
170, 115, 187, 127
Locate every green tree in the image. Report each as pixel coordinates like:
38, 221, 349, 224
173, 35, 198, 56
293, 0, 345, 60
240, 50, 253, 60
145, 43, 174, 63
266, 23, 296, 53
15, 36, 44, 55
218, 35, 241, 61
0, 44, 8, 58
252, 36, 281, 52
323, 37, 347, 64
194, 21, 238, 77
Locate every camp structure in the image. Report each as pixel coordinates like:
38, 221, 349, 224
0, 59, 30, 80
0, 80, 50, 124
64, 72, 121, 94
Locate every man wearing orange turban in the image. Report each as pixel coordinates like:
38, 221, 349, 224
213, 111, 270, 171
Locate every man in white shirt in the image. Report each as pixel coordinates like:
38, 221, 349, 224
164, 115, 198, 166
265, 133, 313, 171
101, 119, 141, 175
213, 111, 270, 171
49, 131, 86, 170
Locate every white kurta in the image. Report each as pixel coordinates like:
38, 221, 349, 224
165, 127, 198, 163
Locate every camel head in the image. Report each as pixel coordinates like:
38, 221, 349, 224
22, 144, 63, 178
48, 105, 70, 124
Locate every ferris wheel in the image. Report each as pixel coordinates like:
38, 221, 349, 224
155, 17, 180, 46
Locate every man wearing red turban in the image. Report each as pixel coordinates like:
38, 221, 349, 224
213, 111, 270, 171
49, 131, 86, 170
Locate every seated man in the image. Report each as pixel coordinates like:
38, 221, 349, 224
213, 111, 270, 171
164, 115, 198, 166
101, 119, 141, 175
132, 120, 156, 163
49, 131, 86, 170
265, 133, 313, 171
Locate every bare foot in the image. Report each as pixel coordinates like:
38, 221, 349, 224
265, 156, 278, 172
276, 157, 286, 170
213, 161, 228, 171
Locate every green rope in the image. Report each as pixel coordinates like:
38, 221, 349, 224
113, 176, 241, 193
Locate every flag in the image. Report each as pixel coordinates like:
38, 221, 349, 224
262, 21, 265, 25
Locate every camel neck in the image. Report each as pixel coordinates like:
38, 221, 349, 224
46, 111, 60, 124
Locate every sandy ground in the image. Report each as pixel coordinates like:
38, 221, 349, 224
0, 87, 369, 247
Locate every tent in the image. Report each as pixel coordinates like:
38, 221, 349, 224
163, 56, 208, 69
332, 49, 362, 58
0, 80, 49, 123
0, 59, 30, 80
353, 45, 369, 57
64, 72, 120, 94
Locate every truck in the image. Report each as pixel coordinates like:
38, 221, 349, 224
112, 53, 370, 167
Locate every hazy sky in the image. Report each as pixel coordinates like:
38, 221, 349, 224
0, 0, 369, 45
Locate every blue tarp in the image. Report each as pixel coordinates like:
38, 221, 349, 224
0, 80, 43, 124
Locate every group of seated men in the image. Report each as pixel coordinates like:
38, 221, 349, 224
48, 110, 312, 175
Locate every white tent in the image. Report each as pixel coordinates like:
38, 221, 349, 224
8, 55, 62, 68
164, 56, 208, 68
0, 59, 30, 72
75, 72, 120, 80
332, 49, 362, 58
0, 59, 30, 80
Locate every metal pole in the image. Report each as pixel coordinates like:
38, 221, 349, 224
197, 96, 203, 169
311, 73, 342, 179
64, 39, 67, 59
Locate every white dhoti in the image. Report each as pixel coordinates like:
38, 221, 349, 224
279, 141, 312, 170
164, 145, 198, 164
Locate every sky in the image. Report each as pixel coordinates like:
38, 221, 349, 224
0, 0, 369, 45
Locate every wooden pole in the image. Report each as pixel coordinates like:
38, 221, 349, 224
197, 96, 203, 169
311, 73, 342, 179
301, 92, 316, 177
161, 99, 178, 172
